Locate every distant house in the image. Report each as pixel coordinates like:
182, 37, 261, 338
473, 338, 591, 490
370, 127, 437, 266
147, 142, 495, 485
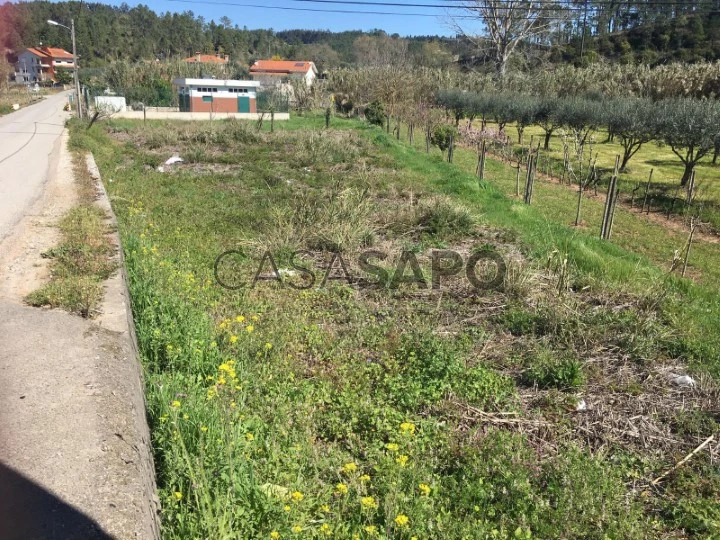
13, 46, 74, 83
183, 53, 229, 65
249, 60, 317, 87
173, 78, 259, 113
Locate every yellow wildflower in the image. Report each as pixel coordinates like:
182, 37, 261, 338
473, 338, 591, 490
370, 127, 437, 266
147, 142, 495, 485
320, 523, 332, 536
173, 491, 182, 500
265, 342, 273, 350
335, 483, 348, 495
364, 525, 377, 535
236, 315, 245, 323
171, 400, 181, 408
292, 525, 302, 533
385, 443, 399, 452
400, 422, 416, 434
251, 315, 259, 321
394, 514, 409, 528
245, 433, 254, 442
207, 387, 218, 400
230, 401, 236, 408
183, 414, 189, 420
229, 335, 238, 344
246, 325, 254, 333
418, 483, 431, 496
200, 426, 208, 432
359, 474, 371, 483
360, 496, 378, 510
284, 505, 291, 512
270, 532, 280, 540
341, 462, 357, 474
396, 455, 409, 467
291, 491, 304, 502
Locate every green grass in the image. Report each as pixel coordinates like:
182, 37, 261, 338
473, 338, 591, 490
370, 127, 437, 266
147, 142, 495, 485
25, 152, 115, 316
72, 115, 720, 539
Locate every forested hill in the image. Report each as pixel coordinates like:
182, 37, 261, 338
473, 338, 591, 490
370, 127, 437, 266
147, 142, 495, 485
0, 1, 467, 69
558, 11, 720, 66
3, 0, 720, 71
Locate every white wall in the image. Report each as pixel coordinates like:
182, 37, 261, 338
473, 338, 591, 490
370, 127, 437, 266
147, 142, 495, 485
95, 96, 127, 113
112, 111, 289, 121
14, 51, 43, 83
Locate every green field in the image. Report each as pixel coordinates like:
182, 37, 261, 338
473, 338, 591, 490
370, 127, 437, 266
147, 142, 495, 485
72, 115, 720, 539
465, 121, 720, 232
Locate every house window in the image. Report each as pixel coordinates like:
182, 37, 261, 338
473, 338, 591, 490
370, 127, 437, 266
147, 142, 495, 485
202, 95, 213, 102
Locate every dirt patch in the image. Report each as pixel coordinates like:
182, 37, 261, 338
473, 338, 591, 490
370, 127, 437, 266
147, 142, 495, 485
0, 131, 77, 302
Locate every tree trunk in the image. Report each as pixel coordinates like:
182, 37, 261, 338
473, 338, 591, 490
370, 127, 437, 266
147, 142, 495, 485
543, 130, 552, 150
517, 126, 524, 145
681, 162, 694, 186
620, 151, 632, 172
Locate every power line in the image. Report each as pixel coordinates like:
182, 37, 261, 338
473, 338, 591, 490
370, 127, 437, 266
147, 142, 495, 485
166, 0, 457, 16
166, 0, 717, 21
291, 0, 713, 10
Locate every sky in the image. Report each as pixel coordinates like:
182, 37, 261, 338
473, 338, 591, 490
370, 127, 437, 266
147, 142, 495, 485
75, 0, 473, 36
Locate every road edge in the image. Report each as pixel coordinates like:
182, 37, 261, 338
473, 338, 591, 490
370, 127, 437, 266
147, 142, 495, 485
87, 152, 162, 540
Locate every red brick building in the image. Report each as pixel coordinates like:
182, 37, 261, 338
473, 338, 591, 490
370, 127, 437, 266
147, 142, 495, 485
173, 78, 260, 113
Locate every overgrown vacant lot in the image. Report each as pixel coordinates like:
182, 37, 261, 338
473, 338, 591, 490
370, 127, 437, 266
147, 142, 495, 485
73, 117, 719, 539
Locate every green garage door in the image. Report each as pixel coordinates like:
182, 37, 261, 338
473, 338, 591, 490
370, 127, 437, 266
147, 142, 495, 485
238, 96, 250, 113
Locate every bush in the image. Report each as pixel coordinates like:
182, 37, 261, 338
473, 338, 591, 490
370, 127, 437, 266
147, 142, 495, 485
364, 100, 385, 126
430, 124, 456, 153
415, 197, 473, 239
521, 348, 584, 390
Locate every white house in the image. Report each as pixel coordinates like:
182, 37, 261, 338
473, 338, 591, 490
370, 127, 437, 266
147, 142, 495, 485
14, 46, 74, 83
249, 60, 317, 88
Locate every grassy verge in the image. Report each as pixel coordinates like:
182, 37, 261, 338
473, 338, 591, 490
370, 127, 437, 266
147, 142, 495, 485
73, 116, 719, 538
0, 87, 56, 116
25, 149, 115, 317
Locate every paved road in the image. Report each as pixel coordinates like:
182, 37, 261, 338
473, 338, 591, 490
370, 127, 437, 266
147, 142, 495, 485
0, 92, 70, 241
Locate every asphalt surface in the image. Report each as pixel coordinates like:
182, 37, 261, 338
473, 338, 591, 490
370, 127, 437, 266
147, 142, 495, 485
0, 97, 160, 539
0, 92, 70, 242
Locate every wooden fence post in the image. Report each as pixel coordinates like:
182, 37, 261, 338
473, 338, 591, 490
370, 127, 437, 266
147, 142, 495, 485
601, 156, 621, 240
682, 217, 698, 277
515, 159, 521, 197
641, 168, 653, 213
686, 170, 696, 205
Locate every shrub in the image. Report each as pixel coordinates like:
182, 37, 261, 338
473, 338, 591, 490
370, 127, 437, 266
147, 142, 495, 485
364, 100, 386, 126
414, 197, 473, 238
521, 348, 584, 390
430, 124, 456, 154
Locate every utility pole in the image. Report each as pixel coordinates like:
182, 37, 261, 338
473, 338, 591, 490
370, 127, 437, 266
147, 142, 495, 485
48, 18, 82, 119
71, 18, 82, 119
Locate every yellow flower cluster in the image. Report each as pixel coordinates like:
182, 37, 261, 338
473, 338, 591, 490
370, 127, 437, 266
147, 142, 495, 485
335, 483, 348, 495
341, 462, 357, 474
395, 514, 409, 528
291, 491, 304, 502
418, 483, 431, 496
400, 422, 416, 435
360, 496, 378, 510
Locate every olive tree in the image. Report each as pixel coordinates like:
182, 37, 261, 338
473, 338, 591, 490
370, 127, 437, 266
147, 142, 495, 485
511, 94, 539, 144
606, 98, 658, 172
535, 97, 562, 150
655, 98, 720, 186
555, 97, 604, 148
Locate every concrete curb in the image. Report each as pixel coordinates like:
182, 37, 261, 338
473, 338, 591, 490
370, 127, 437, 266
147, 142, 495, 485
86, 153, 161, 540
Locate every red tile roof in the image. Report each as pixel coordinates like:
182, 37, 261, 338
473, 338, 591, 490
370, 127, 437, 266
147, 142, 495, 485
25, 47, 74, 59
26, 47, 50, 57
184, 54, 229, 64
43, 47, 73, 59
250, 60, 316, 74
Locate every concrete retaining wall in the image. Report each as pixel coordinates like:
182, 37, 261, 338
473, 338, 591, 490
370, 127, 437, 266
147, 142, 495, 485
87, 153, 162, 539
112, 110, 290, 121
